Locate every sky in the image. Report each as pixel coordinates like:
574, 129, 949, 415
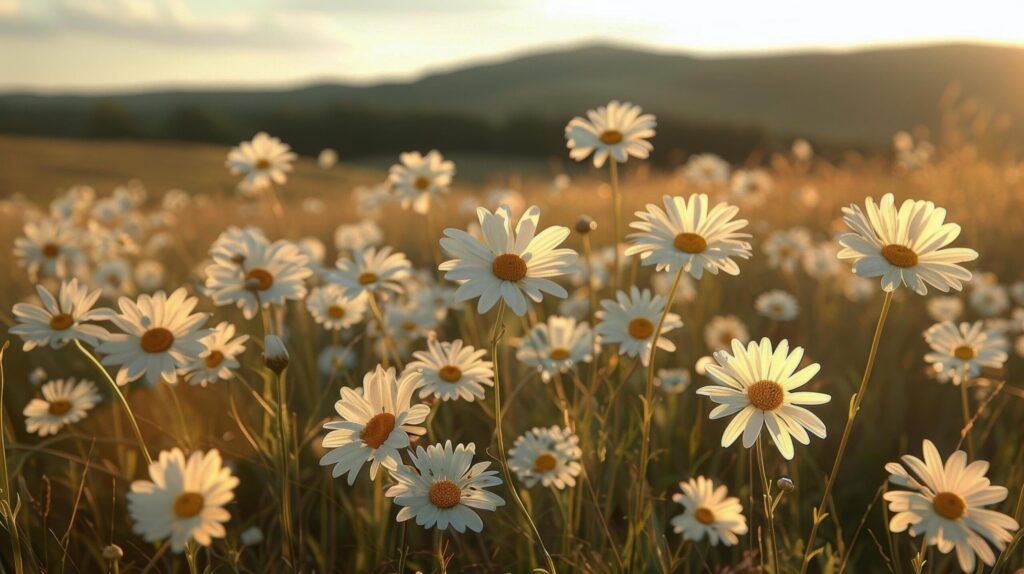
1, 0, 1023, 92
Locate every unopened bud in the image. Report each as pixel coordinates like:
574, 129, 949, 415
575, 215, 597, 234
263, 335, 289, 374
102, 544, 124, 563
776, 477, 795, 493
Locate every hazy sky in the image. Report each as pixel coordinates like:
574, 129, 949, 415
2, 0, 1022, 92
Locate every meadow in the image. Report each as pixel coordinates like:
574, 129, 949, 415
0, 97, 1022, 574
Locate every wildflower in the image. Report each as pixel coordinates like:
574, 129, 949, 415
517, 315, 595, 382
670, 476, 748, 546
802, 242, 841, 279
204, 232, 312, 320
185, 322, 249, 387
405, 337, 494, 402
792, 139, 813, 162
331, 246, 412, 300
927, 296, 964, 322
923, 321, 1008, 384
969, 284, 1010, 317
439, 205, 576, 316
226, 132, 296, 189
306, 285, 368, 331
240, 526, 263, 546
389, 150, 455, 214
763, 228, 812, 274
755, 290, 799, 321
729, 168, 774, 201
14, 217, 85, 280
11, 279, 111, 351
564, 100, 656, 167
94, 259, 135, 298
884, 440, 1019, 572
333, 220, 383, 252
681, 154, 730, 187
703, 315, 750, 352
317, 345, 357, 376
23, 378, 101, 436
697, 338, 829, 460
654, 368, 691, 394
595, 287, 681, 366
318, 148, 338, 169
386, 441, 504, 532
508, 426, 582, 489
128, 448, 239, 553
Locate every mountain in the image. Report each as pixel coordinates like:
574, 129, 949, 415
1, 42, 1021, 156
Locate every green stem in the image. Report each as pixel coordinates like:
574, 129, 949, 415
756, 438, 780, 574
959, 375, 974, 458
74, 339, 153, 466
799, 290, 893, 574
366, 294, 403, 370
609, 159, 622, 292
274, 367, 296, 567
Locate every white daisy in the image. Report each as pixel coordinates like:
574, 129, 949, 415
837, 193, 978, 294
654, 368, 691, 394
923, 321, 1008, 385
94, 259, 135, 298
128, 448, 239, 553
564, 100, 656, 167
927, 296, 964, 323
681, 154, 730, 187
728, 168, 774, 201
884, 440, 1019, 572
317, 345, 357, 376
595, 287, 682, 366
624, 194, 752, 278
330, 246, 412, 300
334, 220, 383, 252
508, 426, 582, 490
516, 315, 595, 382
763, 228, 812, 274
802, 242, 842, 280
184, 322, 249, 387
318, 148, 338, 169
670, 476, 748, 546
703, 315, 750, 352
305, 284, 367, 331
792, 139, 814, 162
14, 216, 85, 281
97, 288, 210, 386
386, 441, 505, 533
439, 205, 576, 316
204, 233, 312, 320
23, 378, 101, 437
11, 279, 111, 351
385, 303, 441, 343
755, 290, 799, 321
319, 366, 430, 485
969, 284, 1010, 317
225, 132, 296, 189
404, 337, 493, 403
696, 338, 829, 460
388, 150, 455, 214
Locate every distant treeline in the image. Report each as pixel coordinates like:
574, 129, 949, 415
0, 99, 790, 164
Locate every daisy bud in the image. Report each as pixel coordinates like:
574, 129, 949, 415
263, 335, 289, 374
776, 477, 796, 493
102, 544, 123, 569
574, 215, 596, 234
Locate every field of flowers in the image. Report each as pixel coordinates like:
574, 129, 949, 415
1, 100, 1023, 574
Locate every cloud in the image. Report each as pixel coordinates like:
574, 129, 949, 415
284, 0, 524, 13
0, 0, 343, 49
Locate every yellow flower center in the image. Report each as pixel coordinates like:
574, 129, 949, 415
357, 272, 379, 285
414, 176, 431, 190
401, 321, 417, 331
628, 317, 655, 340
549, 348, 571, 361
172, 492, 205, 518
48, 399, 72, 416
674, 232, 708, 254
932, 491, 966, 520
428, 480, 462, 509
491, 253, 528, 282
204, 350, 224, 369
327, 305, 346, 319
953, 345, 976, 360
599, 130, 624, 145
244, 268, 274, 291
48, 313, 74, 331
360, 412, 396, 449
254, 158, 271, 170
438, 365, 462, 383
140, 328, 175, 354
881, 244, 918, 268
747, 380, 785, 411
42, 243, 61, 258
695, 506, 716, 525
534, 453, 558, 473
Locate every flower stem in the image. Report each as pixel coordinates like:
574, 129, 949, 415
0, 341, 26, 574
756, 438, 780, 574
608, 159, 622, 292
274, 367, 296, 567
629, 266, 685, 569
799, 290, 893, 574
489, 300, 557, 573
959, 375, 975, 458
366, 294, 403, 370
73, 339, 153, 467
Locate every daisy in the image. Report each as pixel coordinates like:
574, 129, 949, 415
681, 154, 730, 187
226, 132, 296, 189
94, 259, 135, 298
624, 194, 752, 278
318, 148, 338, 169
564, 100, 656, 167
317, 345, 357, 376
386, 441, 505, 533
516, 315, 595, 382
755, 290, 799, 321
23, 378, 101, 437
703, 315, 750, 352
385, 304, 441, 342
927, 296, 964, 322
11, 279, 111, 351
508, 426, 582, 489
388, 150, 455, 214
729, 168, 774, 201
330, 246, 412, 300
837, 193, 978, 294
14, 216, 85, 281
884, 440, 1019, 572
765, 228, 812, 274
305, 284, 367, 331
595, 287, 682, 366
204, 234, 312, 320
319, 366, 430, 485
801, 242, 842, 280
404, 337, 493, 402
97, 288, 210, 386
184, 322, 249, 387
655, 368, 691, 394
923, 321, 1008, 384
128, 448, 239, 553
969, 284, 1010, 317
792, 139, 814, 162
334, 220, 383, 252
670, 476, 748, 546
696, 338, 829, 460
439, 205, 576, 316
